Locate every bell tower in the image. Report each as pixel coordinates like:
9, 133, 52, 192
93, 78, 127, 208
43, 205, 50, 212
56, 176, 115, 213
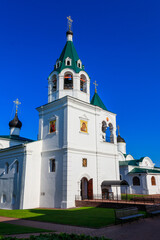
48, 16, 90, 103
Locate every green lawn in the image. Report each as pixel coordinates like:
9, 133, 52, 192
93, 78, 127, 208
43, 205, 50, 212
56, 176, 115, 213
0, 207, 116, 228
121, 194, 148, 201
0, 222, 52, 235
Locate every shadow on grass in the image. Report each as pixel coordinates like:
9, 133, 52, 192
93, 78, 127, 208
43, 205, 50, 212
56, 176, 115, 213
0, 207, 115, 228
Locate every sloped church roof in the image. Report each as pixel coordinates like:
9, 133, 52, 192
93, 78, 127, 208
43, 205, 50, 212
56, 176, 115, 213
90, 92, 107, 111
54, 36, 85, 73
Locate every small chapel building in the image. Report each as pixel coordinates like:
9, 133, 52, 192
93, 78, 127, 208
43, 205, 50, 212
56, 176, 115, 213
117, 132, 160, 195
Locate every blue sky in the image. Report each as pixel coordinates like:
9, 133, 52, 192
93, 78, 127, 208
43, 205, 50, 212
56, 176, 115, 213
0, 0, 160, 165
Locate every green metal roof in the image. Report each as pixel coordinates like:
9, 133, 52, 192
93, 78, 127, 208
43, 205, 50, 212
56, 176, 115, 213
119, 157, 145, 167
53, 41, 85, 74
0, 135, 34, 143
119, 160, 139, 166
128, 167, 160, 174
90, 92, 107, 110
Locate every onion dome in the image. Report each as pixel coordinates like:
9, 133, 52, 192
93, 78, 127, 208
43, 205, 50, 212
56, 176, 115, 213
117, 134, 125, 143
9, 112, 22, 129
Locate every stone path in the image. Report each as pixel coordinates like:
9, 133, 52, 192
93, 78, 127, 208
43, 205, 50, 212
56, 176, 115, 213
1, 216, 160, 240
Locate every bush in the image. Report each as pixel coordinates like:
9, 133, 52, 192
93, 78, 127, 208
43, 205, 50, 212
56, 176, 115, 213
0, 233, 111, 240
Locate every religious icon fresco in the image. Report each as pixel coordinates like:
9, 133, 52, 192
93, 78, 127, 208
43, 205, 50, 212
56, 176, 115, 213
50, 120, 56, 133
80, 120, 88, 133
82, 158, 87, 167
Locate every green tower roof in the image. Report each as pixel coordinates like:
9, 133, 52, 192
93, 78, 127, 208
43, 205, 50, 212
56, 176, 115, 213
54, 40, 85, 73
90, 92, 107, 111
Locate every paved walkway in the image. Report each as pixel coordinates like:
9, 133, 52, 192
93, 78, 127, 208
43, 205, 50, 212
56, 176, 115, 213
1, 216, 160, 240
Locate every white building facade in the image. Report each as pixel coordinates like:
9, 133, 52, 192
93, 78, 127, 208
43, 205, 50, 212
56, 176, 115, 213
118, 134, 160, 195
0, 27, 121, 209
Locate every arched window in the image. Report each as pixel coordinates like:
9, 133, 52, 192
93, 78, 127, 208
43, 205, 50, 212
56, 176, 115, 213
56, 61, 60, 68
77, 60, 82, 68
102, 122, 114, 143
80, 75, 87, 93
151, 176, 156, 186
15, 161, 19, 174
64, 73, 73, 89
52, 75, 57, 92
5, 163, 9, 174
65, 57, 72, 66
133, 176, 140, 186
1, 194, 6, 203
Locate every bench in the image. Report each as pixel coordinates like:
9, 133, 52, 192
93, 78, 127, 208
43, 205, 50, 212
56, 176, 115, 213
145, 204, 160, 216
115, 207, 144, 224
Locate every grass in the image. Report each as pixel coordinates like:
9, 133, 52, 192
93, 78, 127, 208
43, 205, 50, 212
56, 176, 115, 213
121, 194, 148, 201
0, 207, 116, 228
0, 222, 52, 235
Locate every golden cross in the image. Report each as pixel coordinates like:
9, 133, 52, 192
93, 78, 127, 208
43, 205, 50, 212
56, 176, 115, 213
93, 81, 98, 93
117, 125, 120, 135
67, 16, 73, 30
13, 98, 21, 113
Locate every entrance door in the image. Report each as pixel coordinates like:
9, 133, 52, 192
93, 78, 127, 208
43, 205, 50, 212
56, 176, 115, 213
81, 178, 93, 200
81, 177, 88, 200
88, 179, 93, 199
102, 188, 109, 199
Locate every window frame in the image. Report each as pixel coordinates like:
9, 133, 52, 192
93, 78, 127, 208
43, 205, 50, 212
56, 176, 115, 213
77, 60, 82, 68
80, 74, 87, 93
5, 162, 9, 174
133, 176, 140, 186
65, 57, 72, 67
64, 73, 73, 90
49, 159, 56, 173
52, 75, 57, 92
1, 194, 6, 204
151, 176, 156, 186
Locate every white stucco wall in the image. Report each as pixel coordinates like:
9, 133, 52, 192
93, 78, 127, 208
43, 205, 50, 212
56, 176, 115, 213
0, 145, 26, 209
22, 140, 42, 209
146, 174, 160, 194
37, 95, 120, 208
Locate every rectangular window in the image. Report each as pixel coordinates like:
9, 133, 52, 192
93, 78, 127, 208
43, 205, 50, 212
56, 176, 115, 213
82, 158, 87, 167
49, 159, 56, 172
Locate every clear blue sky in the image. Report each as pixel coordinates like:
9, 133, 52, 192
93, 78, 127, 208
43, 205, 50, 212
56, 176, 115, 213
0, 0, 160, 165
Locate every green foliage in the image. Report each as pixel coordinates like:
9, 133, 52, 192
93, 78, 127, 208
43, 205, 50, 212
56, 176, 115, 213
0, 208, 115, 228
0, 233, 111, 240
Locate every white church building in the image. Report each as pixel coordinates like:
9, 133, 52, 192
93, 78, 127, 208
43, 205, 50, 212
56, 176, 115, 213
0, 18, 159, 210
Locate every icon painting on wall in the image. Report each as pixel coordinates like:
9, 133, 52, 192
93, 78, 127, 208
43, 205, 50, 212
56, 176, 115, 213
80, 120, 88, 133
50, 120, 56, 133
82, 158, 87, 167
